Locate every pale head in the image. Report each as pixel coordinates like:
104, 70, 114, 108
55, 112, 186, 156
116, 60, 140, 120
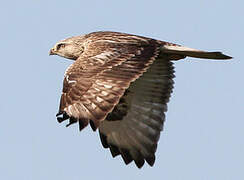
49, 36, 85, 60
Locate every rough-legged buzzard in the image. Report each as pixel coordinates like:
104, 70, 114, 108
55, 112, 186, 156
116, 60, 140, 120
49, 31, 232, 168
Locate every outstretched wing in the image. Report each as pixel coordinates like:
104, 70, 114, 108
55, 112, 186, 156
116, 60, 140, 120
57, 39, 163, 131
99, 54, 176, 168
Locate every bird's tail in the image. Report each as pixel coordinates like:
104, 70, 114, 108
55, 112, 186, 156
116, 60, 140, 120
161, 44, 232, 60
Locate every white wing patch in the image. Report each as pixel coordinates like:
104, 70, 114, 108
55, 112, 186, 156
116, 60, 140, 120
130, 35, 149, 42
96, 96, 104, 103
91, 103, 97, 109
65, 75, 76, 84
95, 40, 118, 43
104, 84, 113, 89
101, 91, 109, 96
96, 81, 113, 89
92, 51, 115, 64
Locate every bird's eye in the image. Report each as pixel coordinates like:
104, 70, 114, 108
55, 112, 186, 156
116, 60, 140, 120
56, 43, 65, 50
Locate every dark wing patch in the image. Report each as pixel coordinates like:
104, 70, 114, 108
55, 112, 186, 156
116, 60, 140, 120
99, 55, 176, 168
57, 40, 160, 131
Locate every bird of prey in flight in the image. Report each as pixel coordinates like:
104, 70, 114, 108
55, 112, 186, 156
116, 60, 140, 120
49, 31, 232, 168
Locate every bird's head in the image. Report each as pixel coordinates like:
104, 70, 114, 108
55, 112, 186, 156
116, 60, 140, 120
49, 36, 85, 60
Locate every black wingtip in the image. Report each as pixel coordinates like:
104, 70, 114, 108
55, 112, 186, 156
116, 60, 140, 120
79, 120, 85, 131
134, 158, 145, 169
99, 132, 109, 148
56, 111, 63, 117
66, 117, 77, 127
120, 149, 133, 165
145, 155, 155, 167
56, 111, 69, 123
109, 145, 120, 157
89, 121, 97, 131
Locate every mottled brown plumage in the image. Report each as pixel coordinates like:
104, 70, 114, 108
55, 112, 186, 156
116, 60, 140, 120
49, 31, 232, 168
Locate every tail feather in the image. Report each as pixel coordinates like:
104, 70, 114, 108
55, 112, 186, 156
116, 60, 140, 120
161, 45, 232, 60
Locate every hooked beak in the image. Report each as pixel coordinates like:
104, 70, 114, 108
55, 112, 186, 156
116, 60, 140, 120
49, 48, 55, 56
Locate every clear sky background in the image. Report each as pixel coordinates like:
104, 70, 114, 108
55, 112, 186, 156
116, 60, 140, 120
0, 0, 243, 179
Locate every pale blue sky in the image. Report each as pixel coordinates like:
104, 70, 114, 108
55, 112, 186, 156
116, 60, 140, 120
0, 0, 243, 179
